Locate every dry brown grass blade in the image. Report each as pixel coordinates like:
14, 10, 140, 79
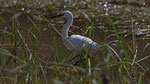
124, 29, 150, 37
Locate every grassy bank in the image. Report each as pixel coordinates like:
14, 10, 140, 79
0, 0, 150, 84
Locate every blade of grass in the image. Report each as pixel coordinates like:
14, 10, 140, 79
92, 15, 132, 80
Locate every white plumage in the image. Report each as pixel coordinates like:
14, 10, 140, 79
52, 11, 100, 53
64, 35, 100, 53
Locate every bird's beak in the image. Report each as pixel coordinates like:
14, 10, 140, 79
51, 13, 64, 18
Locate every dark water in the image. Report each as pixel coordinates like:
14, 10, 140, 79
0, 0, 150, 83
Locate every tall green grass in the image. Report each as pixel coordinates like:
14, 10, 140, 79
0, 1, 150, 84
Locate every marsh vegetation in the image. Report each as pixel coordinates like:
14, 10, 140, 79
0, 0, 150, 84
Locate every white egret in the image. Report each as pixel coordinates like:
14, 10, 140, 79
51, 11, 100, 54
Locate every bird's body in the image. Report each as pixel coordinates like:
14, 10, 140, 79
64, 34, 100, 53
52, 11, 100, 54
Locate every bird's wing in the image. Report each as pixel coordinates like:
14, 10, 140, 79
68, 35, 100, 51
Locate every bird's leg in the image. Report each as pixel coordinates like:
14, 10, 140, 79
67, 52, 81, 64
74, 51, 90, 67
67, 51, 92, 67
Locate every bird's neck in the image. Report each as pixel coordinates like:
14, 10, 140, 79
61, 16, 73, 41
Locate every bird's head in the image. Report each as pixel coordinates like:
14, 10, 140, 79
51, 11, 73, 19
